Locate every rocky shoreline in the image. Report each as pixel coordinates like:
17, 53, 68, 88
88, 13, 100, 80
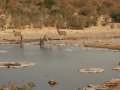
81, 78, 120, 90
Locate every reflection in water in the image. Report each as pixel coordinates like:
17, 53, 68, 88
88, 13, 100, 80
40, 45, 52, 53
40, 45, 53, 60
57, 46, 65, 51
20, 43, 24, 49
50, 86, 58, 90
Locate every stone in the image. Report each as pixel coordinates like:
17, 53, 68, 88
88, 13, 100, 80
48, 80, 58, 86
112, 66, 120, 71
79, 68, 105, 73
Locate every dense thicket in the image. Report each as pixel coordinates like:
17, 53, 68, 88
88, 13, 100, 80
0, 0, 120, 29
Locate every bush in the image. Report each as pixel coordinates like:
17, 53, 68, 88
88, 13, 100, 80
44, 0, 55, 8
84, 17, 97, 27
110, 11, 120, 23
79, 7, 91, 16
67, 16, 84, 29
0, 0, 120, 30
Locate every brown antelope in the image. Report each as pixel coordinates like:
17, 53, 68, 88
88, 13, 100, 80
13, 30, 24, 47
13, 30, 22, 36
57, 28, 66, 37
39, 35, 49, 46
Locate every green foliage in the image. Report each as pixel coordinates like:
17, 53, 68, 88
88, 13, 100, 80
25, 0, 32, 4
110, 11, 120, 23
79, 7, 91, 16
44, 0, 55, 8
67, 16, 84, 29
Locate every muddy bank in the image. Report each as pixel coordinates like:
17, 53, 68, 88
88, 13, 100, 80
1, 39, 120, 51
46, 39, 120, 51
0, 26, 120, 50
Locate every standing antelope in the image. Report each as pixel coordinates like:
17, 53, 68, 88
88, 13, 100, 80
13, 30, 23, 47
56, 28, 66, 39
13, 30, 22, 36
39, 35, 48, 46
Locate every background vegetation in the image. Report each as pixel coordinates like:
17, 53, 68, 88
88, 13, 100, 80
0, 0, 120, 29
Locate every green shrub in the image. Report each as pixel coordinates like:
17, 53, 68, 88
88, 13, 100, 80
44, 0, 55, 8
110, 11, 120, 23
25, 0, 32, 4
67, 16, 84, 29
79, 7, 91, 16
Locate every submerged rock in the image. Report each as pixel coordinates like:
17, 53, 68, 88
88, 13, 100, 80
0, 62, 35, 68
79, 68, 104, 73
112, 66, 120, 71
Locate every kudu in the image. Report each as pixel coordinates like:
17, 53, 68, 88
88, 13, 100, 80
13, 30, 22, 36
40, 35, 48, 47
13, 30, 23, 47
56, 27, 66, 38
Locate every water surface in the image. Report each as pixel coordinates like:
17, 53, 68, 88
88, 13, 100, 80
0, 44, 120, 90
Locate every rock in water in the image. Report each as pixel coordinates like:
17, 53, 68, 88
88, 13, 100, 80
48, 80, 58, 86
79, 68, 104, 73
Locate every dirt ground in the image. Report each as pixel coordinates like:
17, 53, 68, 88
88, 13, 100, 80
0, 25, 120, 50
